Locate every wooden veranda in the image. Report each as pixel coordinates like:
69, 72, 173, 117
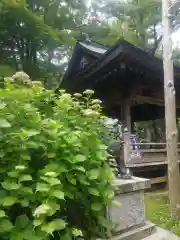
60, 39, 180, 184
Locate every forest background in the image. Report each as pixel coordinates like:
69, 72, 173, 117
1, 0, 180, 141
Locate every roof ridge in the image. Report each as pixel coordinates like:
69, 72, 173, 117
76, 39, 125, 77
78, 39, 110, 50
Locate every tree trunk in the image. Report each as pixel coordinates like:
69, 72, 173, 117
162, 0, 180, 219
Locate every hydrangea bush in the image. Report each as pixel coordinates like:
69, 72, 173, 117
0, 76, 114, 239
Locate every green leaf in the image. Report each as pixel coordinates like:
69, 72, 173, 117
8, 171, 19, 178
98, 216, 113, 229
88, 188, 100, 196
21, 187, 33, 194
23, 223, 40, 240
42, 219, 66, 234
88, 169, 99, 180
28, 235, 45, 240
15, 165, 27, 171
2, 181, 20, 190
33, 219, 42, 227
104, 189, 114, 198
2, 196, 17, 207
26, 141, 39, 149
67, 177, 76, 185
0, 103, 6, 109
40, 176, 50, 183
73, 155, 86, 163
0, 153, 4, 158
49, 178, 61, 186
45, 172, 58, 177
0, 118, 11, 128
59, 165, 67, 173
0, 219, 13, 232
43, 163, 59, 172
20, 154, 31, 160
15, 215, 29, 229
79, 177, 90, 186
27, 130, 40, 137
34, 204, 51, 217
75, 166, 85, 172
91, 203, 103, 211
0, 210, 6, 218
36, 183, 49, 192
19, 174, 32, 182
23, 227, 37, 240
61, 230, 72, 240
20, 199, 29, 207
112, 200, 121, 207
51, 190, 64, 200
64, 192, 74, 199
47, 202, 60, 216
47, 152, 56, 158
11, 231, 23, 240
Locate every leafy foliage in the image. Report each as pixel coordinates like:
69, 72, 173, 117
0, 0, 79, 86
98, 0, 162, 51
1, 0, 180, 143
0, 75, 114, 239
1, 0, 180, 89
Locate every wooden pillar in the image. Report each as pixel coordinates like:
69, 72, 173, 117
162, 0, 180, 218
131, 121, 135, 134
123, 128, 131, 164
121, 98, 132, 133
124, 99, 132, 134
121, 98, 132, 164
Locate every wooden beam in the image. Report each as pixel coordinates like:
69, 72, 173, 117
139, 149, 180, 153
131, 95, 164, 106
136, 142, 180, 146
136, 142, 166, 145
131, 94, 180, 108
151, 176, 168, 184
126, 161, 169, 168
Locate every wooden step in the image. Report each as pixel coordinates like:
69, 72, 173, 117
112, 222, 155, 240
151, 176, 168, 184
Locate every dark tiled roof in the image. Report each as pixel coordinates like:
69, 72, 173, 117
61, 39, 180, 91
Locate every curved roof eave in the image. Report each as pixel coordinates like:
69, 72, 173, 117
61, 39, 180, 91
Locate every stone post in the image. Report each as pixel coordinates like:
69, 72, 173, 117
107, 177, 155, 240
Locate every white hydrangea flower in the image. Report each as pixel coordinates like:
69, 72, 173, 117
12, 71, 32, 85
91, 99, 102, 104
74, 93, 82, 97
83, 89, 94, 95
83, 109, 100, 117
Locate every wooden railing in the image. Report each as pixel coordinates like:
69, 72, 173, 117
109, 128, 180, 168
124, 142, 180, 166
109, 139, 180, 183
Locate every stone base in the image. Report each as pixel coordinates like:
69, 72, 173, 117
107, 177, 155, 240
112, 222, 155, 240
